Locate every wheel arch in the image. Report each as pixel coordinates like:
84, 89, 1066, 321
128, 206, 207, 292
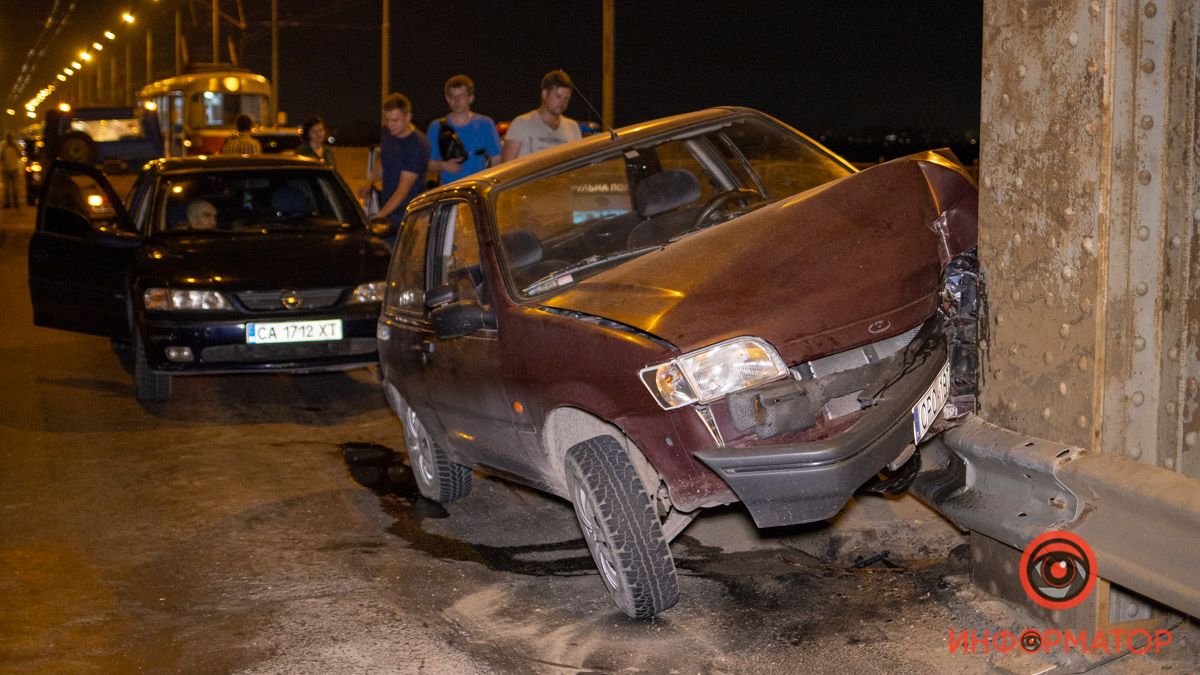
542, 406, 662, 503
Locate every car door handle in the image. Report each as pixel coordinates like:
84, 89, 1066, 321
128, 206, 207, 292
411, 340, 435, 353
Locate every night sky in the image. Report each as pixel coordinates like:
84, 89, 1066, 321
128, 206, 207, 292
2, 1, 982, 153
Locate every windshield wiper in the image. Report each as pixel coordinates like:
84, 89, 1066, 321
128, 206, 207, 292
521, 245, 662, 295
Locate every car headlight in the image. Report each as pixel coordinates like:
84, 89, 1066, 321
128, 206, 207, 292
350, 281, 385, 303
143, 288, 231, 311
639, 337, 789, 409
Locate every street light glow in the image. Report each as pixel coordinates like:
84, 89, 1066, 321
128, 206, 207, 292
105, 31, 116, 40
122, 13, 136, 24
80, 52, 92, 61
93, 42, 104, 51
64, 68, 74, 75
72, 61, 82, 69
57, 74, 67, 81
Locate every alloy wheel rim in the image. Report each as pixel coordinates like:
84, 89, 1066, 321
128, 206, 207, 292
574, 483, 619, 590
405, 408, 436, 486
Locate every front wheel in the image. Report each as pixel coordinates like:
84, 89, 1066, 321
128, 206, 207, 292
133, 337, 171, 402
401, 405, 472, 502
565, 435, 679, 619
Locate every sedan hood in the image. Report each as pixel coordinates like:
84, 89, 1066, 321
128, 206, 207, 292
141, 229, 390, 289
542, 159, 952, 363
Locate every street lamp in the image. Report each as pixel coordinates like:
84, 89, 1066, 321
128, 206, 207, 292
122, 13, 135, 24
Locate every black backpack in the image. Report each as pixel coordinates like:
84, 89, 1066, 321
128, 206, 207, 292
436, 118, 468, 164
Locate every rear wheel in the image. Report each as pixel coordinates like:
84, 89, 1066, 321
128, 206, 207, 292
401, 405, 472, 502
565, 435, 679, 618
133, 337, 171, 402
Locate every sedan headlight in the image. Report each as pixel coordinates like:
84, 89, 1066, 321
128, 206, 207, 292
640, 337, 789, 409
143, 287, 231, 311
350, 281, 386, 303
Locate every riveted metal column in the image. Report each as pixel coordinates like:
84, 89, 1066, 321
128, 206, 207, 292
979, 0, 1199, 478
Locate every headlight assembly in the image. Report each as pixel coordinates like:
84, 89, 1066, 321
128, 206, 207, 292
143, 288, 231, 311
350, 281, 386, 303
640, 337, 789, 409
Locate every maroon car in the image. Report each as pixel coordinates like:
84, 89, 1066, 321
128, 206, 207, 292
378, 107, 982, 618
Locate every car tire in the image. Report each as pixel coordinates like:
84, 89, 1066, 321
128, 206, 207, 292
401, 405, 472, 502
59, 131, 97, 165
133, 337, 171, 402
565, 435, 679, 619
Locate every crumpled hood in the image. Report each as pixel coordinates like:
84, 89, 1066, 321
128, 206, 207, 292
542, 158, 958, 363
140, 229, 390, 289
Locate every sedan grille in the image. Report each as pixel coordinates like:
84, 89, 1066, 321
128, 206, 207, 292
235, 288, 346, 312
798, 326, 920, 380
200, 337, 376, 363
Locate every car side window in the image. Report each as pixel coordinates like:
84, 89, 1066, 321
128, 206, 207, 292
41, 166, 121, 232
435, 201, 485, 307
384, 207, 431, 314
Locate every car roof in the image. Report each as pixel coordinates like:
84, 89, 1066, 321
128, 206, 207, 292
148, 154, 326, 173
410, 107, 775, 208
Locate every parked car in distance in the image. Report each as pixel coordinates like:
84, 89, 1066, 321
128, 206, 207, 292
28, 155, 392, 401
376, 107, 983, 618
19, 124, 45, 205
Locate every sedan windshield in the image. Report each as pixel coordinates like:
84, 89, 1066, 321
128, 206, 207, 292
156, 169, 356, 233
492, 116, 853, 296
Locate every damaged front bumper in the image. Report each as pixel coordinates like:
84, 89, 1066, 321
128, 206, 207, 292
694, 328, 948, 528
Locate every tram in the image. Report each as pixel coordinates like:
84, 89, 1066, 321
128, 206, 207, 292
136, 66, 300, 157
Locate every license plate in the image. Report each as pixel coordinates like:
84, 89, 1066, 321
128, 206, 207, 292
911, 359, 951, 444
246, 319, 343, 344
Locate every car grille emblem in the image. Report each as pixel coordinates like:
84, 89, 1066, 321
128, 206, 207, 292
867, 319, 891, 334
280, 291, 303, 310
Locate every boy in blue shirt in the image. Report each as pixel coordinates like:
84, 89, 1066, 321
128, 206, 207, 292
427, 75, 502, 185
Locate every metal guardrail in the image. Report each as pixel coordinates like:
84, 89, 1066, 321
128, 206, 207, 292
912, 415, 1200, 619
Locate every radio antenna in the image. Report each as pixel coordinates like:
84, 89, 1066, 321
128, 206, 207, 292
569, 79, 618, 141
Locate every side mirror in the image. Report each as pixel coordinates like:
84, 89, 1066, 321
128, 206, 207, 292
431, 300, 488, 339
368, 216, 392, 237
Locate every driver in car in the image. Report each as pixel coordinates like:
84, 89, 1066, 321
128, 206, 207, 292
184, 199, 218, 229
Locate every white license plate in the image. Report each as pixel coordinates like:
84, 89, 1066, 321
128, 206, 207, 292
246, 319, 343, 344
911, 359, 951, 444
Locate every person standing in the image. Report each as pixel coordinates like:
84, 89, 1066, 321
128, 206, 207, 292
427, 75, 501, 185
358, 93, 430, 243
500, 69, 582, 162
295, 116, 336, 167
220, 114, 262, 155
1, 133, 21, 208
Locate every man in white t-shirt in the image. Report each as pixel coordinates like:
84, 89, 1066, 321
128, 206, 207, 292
501, 69, 582, 162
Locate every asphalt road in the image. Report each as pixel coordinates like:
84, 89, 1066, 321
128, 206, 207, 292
1, 203, 1195, 674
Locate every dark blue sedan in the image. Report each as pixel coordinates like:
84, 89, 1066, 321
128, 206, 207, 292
28, 155, 392, 401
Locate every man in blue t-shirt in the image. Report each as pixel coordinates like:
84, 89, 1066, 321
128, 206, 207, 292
359, 92, 430, 243
426, 75, 502, 186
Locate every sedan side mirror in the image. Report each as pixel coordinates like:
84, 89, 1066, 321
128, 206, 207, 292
430, 300, 488, 339
368, 216, 392, 237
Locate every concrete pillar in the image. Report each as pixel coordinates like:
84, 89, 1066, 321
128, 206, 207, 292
979, 0, 1199, 477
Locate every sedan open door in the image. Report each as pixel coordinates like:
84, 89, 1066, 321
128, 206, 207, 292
28, 161, 139, 338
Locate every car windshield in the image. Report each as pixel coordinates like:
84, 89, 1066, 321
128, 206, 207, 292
155, 169, 356, 234
492, 116, 853, 297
